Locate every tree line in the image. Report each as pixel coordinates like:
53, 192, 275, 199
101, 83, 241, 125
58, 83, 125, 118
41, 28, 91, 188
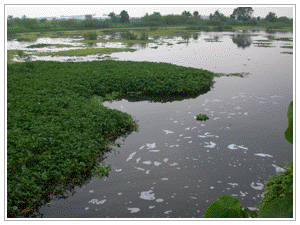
7, 7, 293, 33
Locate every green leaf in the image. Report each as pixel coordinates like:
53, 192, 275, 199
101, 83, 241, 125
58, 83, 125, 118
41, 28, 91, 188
257, 198, 293, 218
204, 194, 246, 218
285, 101, 293, 144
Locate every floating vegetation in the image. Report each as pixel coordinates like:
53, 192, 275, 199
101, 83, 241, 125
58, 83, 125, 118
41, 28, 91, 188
213, 72, 249, 78
268, 37, 293, 42
167, 43, 174, 45
281, 46, 293, 49
36, 48, 137, 57
254, 43, 276, 47
204, 38, 222, 42
151, 46, 159, 49
26, 43, 75, 48
176, 41, 188, 44
281, 52, 293, 54
196, 114, 209, 121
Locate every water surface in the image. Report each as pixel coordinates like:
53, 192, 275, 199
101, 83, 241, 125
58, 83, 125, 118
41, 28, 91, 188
10, 30, 293, 218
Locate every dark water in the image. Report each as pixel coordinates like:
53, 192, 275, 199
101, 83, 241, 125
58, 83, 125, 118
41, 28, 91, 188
16, 30, 293, 218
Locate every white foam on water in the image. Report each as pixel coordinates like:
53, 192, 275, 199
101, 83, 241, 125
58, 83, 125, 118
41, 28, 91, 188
179, 134, 184, 137
135, 167, 145, 171
231, 194, 238, 197
169, 145, 174, 148
169, 163, 179, 166
118, 193, 122, 195
213, 117, 220, 120
228, 144, 248, 150
231, 96, 239, 99
149, 150, 160, 152
164, 210, 172, 214
127, 208, 140, 213
254, 153, 273, 158
213, 99, 222, 102
136, 158, 141, 163
227, 116, 232, 118
273, 102, 277, 104
184, 186, 189, 188
139, 145, 145, 150
161, 178, 169, 180
250, 182, 264, 190
228, 183, 239, 186
149, 206, 155, 209
244, 112, 249, 115
89, 190, 94, 193
174, 121, 178, 123
145, 170, 150, 174
192, 127, 197, 129
234, 106, 242, 109
227, 113, 235, 115
115, 169, 122, 172
191, 197, 198, 199
188, 140, 193, 143
240, 191, 247, 197
204, 108, 210, 111
204, 141, 216, 148
163, 130, 174, 134
126, 152, 136, 161
140, 190, 155, 200
156, 198, 164, 202
154, 161, 162, 166
272, 164, 287, 173
143, 161, 152, 165
163, 158, 169, 163
210, 186, 214, 189
184, 136, 192, 139
146, 143, 156, 149
88, 199, 106, 205
185, 127, 190, 130
85, 207, 89, 210
259, 101, 266, 104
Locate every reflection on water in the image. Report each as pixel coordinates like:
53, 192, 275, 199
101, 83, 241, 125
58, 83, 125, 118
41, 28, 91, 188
232, 34, 252, 49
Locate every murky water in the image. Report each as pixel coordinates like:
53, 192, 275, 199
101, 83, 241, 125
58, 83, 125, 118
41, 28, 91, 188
10, 30, 293, 218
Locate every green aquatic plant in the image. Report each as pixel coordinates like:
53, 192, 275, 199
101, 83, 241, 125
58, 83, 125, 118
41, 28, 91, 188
91, 163, 111, 178
285, 101, 293, 144
196, 114, 209, 121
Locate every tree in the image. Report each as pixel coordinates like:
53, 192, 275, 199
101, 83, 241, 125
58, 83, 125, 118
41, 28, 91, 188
108, 12, 118, 23
210, 10, 227, 22
182, 10, 192, 18
265, 12, 277, 22
120, 10, 129, 23
85, 14, 93, 20
257, 16, 261, 22
8, 15, 13, 21
230, 7, 254, 23
193, 11, 199, 17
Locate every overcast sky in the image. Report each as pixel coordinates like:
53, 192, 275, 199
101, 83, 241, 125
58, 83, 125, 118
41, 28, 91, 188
6, 3, 294, 19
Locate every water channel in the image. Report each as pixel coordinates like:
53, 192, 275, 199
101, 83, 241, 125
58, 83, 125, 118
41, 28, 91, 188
8, 30, 293, 218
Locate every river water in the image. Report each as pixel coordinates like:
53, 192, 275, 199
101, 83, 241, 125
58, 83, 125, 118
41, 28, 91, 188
9, 30, 293, 218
